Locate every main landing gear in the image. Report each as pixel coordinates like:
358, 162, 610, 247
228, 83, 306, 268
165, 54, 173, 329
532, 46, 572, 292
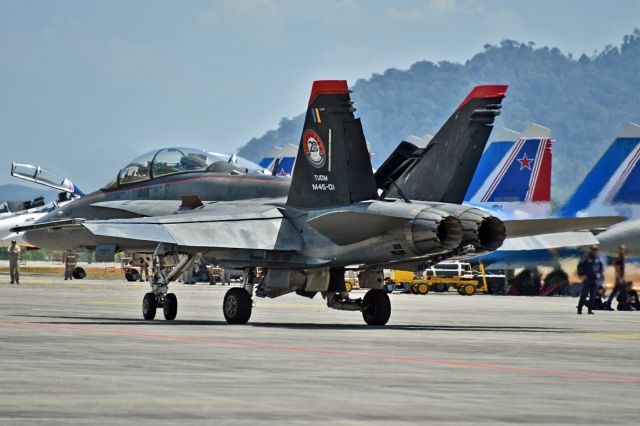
327, 289, 391, 326
142, 244, 195, 321
222, 267, 257, 324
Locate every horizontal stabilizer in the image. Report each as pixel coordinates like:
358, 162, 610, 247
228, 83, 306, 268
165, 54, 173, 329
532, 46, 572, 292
503, 216, 624, 238
307, 211, 410, 245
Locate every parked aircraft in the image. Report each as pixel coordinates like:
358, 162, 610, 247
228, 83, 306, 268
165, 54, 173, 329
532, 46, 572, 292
0, 163, 83, 247
477, 123, 640, 293
17, 80, 621, 325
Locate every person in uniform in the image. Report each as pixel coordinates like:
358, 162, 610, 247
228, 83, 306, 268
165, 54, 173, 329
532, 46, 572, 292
140, 261, 149, 282
63, 251, 75, 280
8, 240, 20, 285
606, 245, 629, 311
577, 245, 604, 315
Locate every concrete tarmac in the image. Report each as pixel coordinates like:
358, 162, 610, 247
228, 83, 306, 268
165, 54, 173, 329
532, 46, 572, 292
1, 276, 639, 425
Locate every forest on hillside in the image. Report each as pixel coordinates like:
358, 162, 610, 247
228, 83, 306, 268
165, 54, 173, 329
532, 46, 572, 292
238, 30, 640, 202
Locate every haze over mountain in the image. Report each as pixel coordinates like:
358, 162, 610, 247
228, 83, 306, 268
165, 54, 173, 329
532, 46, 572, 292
239, 30, 640, 202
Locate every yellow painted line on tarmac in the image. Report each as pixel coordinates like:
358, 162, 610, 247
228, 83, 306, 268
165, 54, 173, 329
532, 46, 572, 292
577, 333, 640, 340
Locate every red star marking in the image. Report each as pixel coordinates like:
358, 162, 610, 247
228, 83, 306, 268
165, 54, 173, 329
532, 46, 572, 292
517, 153, 534, 170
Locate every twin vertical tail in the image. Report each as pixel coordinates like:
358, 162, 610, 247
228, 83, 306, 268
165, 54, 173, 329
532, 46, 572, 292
286, 81, 378, 209
376, 84, 508, 204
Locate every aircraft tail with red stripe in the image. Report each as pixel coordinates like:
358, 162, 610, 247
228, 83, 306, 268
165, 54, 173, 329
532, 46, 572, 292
464, 124, 553, 218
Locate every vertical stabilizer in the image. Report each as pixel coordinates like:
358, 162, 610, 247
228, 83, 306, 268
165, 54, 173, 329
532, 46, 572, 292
467, 123, 552, 216
286, 81, 378, 209
559, 123, 640, 217
382, 84, 508, 204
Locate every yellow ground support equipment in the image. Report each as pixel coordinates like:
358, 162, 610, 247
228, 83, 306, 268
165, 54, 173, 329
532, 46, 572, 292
389, 262, 489, 296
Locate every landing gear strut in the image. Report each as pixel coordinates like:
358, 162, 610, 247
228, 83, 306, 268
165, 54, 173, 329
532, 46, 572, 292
141, 244, 196, 321
326, 289, 391, 326
222, 267, 256, 324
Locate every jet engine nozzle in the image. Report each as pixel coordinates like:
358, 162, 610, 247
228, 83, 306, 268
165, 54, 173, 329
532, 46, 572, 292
407, 209, 463, 255
477, 215, 506, 251
420, 203, 506, 252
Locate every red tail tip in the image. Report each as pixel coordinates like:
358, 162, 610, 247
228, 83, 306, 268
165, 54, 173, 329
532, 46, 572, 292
456, 84, 508, 111
309, 80, 349, 106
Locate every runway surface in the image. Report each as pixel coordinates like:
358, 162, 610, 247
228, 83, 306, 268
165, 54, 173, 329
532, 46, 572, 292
1, 276, 639, 425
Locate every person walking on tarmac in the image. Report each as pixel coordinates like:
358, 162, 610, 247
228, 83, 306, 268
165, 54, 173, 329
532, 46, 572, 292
606, 245, 629, 311
577, 245, 604, 315
8, 240, 20, 285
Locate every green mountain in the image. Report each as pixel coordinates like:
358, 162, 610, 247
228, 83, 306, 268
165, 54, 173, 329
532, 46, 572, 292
238, 30, 640, 203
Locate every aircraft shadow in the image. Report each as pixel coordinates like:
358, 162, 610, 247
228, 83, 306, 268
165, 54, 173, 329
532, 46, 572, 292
9, 314, 570, 333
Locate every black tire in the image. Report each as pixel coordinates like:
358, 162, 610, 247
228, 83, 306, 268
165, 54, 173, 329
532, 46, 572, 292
163, 293, 178, 320
362, 289, 391, 326
513, 269, 541, 296
142, 292, 157, 320
73, 267, 86, 280
223, 288, 252, 324
124, 272, 134, 282
544, 269, 569, 295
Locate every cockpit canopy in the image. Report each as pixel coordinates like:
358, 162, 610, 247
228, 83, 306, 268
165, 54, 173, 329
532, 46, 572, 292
104, 147, 261, 189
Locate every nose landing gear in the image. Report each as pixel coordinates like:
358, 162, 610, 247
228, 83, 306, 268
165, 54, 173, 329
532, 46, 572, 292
141, 244, 196, 321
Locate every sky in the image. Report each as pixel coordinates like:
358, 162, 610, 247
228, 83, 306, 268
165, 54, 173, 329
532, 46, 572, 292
1, 0, 639, 191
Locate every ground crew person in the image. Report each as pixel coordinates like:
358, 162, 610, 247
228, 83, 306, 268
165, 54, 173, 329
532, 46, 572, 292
577, 245, 604, 315
8, 240, 20, 285
606, 245, 629, 311
140, 261, 149, 282
63, 251, 75, 280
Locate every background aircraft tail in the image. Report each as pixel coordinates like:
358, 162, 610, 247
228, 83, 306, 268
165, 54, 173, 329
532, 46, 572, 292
559, 123, 640, 218
260, 144, 298, 176
286, 80, 378, 209
465, 124, 552, 217
376, 85, 507, 204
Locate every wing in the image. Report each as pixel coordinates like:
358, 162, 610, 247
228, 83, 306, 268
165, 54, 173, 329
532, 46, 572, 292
82, 204, 302, 251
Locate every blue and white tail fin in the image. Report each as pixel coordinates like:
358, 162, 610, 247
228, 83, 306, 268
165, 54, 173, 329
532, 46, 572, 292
559, 123, 640, 218
259, 144, 298, 176
258, 146, 282, 169
465, 124, 552, 218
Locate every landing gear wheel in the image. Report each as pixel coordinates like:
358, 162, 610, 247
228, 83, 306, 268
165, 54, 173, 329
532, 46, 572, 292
223, 288, 252, 324
462, 284, 476, 296
163, 293, 178, 320
142, 292, 157, 320
362, 289, 391, 326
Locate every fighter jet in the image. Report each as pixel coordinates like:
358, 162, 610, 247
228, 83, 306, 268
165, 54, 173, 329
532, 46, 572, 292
17, 80, 622, 326
1, 163, 83, 247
